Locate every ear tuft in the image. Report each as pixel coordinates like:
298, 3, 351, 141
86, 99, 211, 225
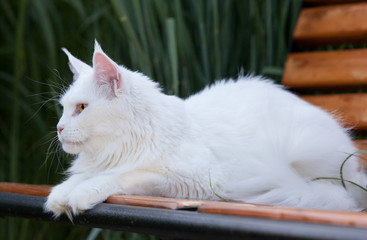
62, 48, 92, 81
94, 39, 103, 53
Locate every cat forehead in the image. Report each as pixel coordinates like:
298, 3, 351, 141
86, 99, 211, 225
60, 73, 96, 106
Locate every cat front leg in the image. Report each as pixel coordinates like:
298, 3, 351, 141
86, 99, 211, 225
66, 170, 167, 216
44, 173, 87, 219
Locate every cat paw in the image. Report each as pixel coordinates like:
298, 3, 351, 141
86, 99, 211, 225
44, 183, 75, 220
67, 186, 106, 215
44, 192, 71, 219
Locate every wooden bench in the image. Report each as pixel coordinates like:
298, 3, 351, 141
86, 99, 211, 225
283, 0, 367, 157
1, 0, 367, 239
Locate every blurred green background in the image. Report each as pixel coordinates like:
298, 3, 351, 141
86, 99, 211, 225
0, 0, 301, 239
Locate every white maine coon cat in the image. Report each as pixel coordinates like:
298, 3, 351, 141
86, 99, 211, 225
45, 41, 367, 218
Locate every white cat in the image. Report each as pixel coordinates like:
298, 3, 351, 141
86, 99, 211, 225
45, 41, 367, 218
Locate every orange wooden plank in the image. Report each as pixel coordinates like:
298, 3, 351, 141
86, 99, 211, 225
282, 49, 367, 89
354, 139, 367, 167
300, 93, 367, 130
1, 182, 367, 229
0, 182, 200, 210
294, 2, 367, 46
106, 194, 203, 210
355, 139, 367, 151
304, 0, 366, 6
0, 182, 51, 197
199, 202, 367, 229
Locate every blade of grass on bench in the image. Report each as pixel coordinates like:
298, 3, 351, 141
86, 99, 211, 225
1, 182, 367, 229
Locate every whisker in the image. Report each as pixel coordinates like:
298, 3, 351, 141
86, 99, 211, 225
26, 98, 60, 125
41, 132, 69, 183
27, 76, 66, 93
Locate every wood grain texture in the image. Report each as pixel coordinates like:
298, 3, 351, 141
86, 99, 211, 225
1, 182, 367, 229
106, 194, 204, 210
301, 93, 367, 130
0, 182, 51, 197
294, 2, 367, 46
282, 49, 367, 89
354, 139, 367, 166
355, 139, 367, 151
199, 202, 367, 229
304, 0, 367, 7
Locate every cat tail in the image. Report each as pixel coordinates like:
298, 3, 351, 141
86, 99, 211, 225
345, 169, 367, 210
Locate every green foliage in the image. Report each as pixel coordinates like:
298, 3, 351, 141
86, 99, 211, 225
0, 0, 301, 239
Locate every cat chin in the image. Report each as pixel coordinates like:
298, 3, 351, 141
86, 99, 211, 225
61, 141, 83, 154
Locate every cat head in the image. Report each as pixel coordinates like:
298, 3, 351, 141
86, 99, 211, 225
57, 41, 142, 155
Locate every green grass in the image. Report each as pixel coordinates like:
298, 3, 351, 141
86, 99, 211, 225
0, 0, 302, 239
313, 151, 367, 193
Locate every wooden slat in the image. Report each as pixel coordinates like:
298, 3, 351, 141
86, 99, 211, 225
0, 182, 202, 210
199, 202, 367, 229
354, 139, 367, 167
107, 194, 204, 210
1, 182, 367, 229
294, 2, 367, 46
301, 93, 367, 130
0, 182, 51, 197
355, 139, 367, 151
282, 49, 367, 89
304, 0, 366, 6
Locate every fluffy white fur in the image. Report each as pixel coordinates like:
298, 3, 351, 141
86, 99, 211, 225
45, 41, 367, 218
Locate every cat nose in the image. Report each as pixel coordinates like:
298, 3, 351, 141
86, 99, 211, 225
57, 126, 64, 134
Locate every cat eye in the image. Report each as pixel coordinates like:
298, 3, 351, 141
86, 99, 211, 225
77, 103, 88, 113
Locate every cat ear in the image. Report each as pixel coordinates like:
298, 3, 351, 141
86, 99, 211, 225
62, 48, 92, 81
93, 40, 122, 97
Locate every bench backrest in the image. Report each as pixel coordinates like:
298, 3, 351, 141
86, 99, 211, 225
282, 0, 367, 153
